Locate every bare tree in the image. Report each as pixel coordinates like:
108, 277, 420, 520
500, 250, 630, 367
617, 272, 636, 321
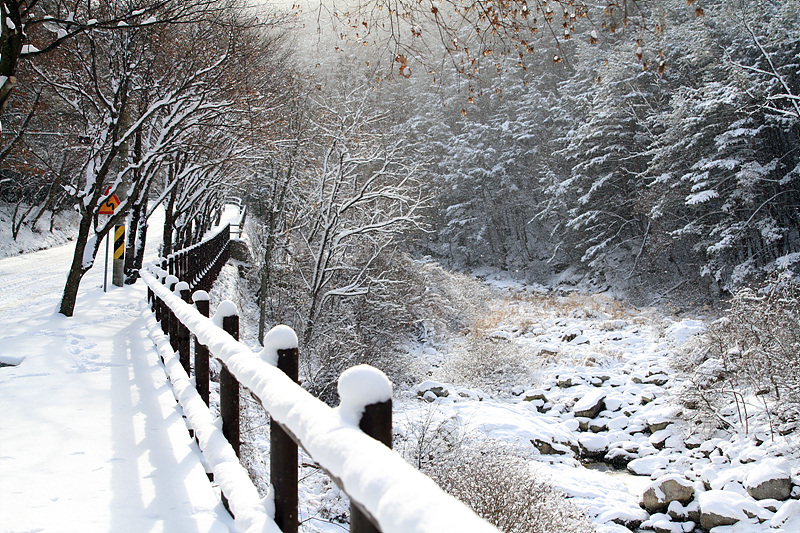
288, 87, 426, 399
26, 10, 241, 315
0, 0, 224, 114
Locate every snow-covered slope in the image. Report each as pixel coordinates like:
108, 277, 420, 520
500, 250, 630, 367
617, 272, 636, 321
0, 207, 237, 532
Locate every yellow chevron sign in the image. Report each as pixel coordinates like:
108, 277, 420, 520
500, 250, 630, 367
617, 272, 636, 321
114, 225, 125, 259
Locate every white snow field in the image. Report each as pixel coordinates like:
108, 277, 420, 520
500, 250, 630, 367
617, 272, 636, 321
3, 210, 800, 533
401, 275, 800, 533
0, 218, 236, 532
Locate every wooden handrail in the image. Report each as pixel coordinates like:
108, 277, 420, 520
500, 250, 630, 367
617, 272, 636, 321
141, 265, 500, 533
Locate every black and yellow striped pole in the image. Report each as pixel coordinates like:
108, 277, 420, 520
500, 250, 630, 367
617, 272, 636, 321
112, 224, 125, 287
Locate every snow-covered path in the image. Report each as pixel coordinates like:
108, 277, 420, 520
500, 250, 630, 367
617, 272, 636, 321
0, 222, 235, 532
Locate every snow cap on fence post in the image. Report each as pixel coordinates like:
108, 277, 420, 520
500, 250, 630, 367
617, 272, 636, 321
259, 325, 299, 366
211, 300, 239, 327
164, 274, 179, 288
192, 290, 210, 304
337, 365, 393, 426
174, 281, 190, 295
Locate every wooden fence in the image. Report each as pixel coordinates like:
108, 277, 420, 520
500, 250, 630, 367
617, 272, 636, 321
141, 215, 499, 533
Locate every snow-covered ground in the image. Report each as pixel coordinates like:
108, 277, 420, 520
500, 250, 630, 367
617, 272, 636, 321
0, 209, 236, 532
0, 206, 80, 259
3, 212, 799, 533
399, 277, 800, 533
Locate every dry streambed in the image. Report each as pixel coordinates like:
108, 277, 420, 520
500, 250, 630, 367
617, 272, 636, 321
403, 289, 800, 533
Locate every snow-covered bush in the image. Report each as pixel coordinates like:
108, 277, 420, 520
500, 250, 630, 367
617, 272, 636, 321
395, 404, 464, 473
441, 337, 540, 392
402, 259, 494, 342
679, 273, 800, 434
395, 406, 591, 533
421, 438, 593, 533
249, 251, 489, 404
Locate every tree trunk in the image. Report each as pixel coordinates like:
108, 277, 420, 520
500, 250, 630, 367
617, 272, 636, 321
58, 215, 99, 317
125, 201, 143, 278
258, 208, 278, 343
124, 128, 146, 283
133, 213, 149, 275
258, 160, 296, 343
162, 182, 177, 257
0, 1, 24, 113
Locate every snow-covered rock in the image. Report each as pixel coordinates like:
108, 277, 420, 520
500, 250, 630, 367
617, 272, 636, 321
645, 406, 678, 433
522, 389, 548, 402
416, 380, 450, 399
596, 507, 649, 530
648, 513, 694, 533
578, 434, 609, 459
645, 373, 669, 386
557, 374, 577, 388
562, 324, 582, 342
573, 389, 607, 418
628, 456, 669, 477
743, 458, 792, 501
607, 415, 629, 431
665, 319, 705, 347
606, 446, 639, 467
641, 475, 695, 513
698, 489, 769, 530
771, 499, 800, 530
531, 438, 573, 456
569, 334, 591, 345
589, 418, 609, 433
667, 500, 701, 523
489, 329, 513, 341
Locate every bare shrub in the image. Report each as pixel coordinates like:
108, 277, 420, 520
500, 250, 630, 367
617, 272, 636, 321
402, 258, 494, 342
421, 437, 592, 533
394, 404, 464, 473
395, 407, 592, 533
440, 337, 541, 391
678, 273, 800, 434
252, 252, 489, 404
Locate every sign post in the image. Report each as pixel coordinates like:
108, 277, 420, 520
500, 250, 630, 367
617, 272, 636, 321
103, 225, 110, 292
99, 186, 123, 289
112, 224, 125, 287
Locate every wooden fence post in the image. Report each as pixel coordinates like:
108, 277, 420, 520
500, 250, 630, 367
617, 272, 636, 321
221, 314, 240, 458
197, 247, 209, 292
154, 270, 165, 320
147, 266, 155, 310
163, 275, 178, 338
350, 398, 392, 533
177, 282, 191, 374
193, 291, 210, 406
272, 347, 299, 533
164, 275, 179, 349
188, 249, 197, 289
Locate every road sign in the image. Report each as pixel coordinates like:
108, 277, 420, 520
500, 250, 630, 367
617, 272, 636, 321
99, 193, 120, 215
113, 224, 125, 287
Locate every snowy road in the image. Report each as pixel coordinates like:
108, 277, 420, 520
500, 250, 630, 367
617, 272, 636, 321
0, 215, 235, 532
0, 217, 145, 322
0, 236, 97, 319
